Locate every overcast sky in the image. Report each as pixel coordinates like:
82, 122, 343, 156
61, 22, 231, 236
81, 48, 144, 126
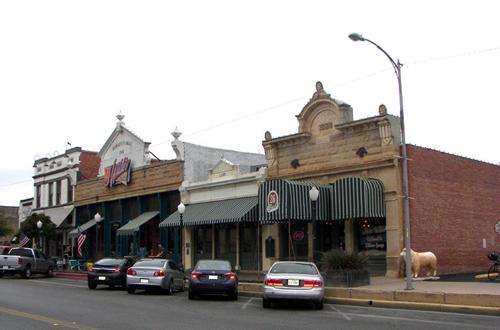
1, 1, 499, 207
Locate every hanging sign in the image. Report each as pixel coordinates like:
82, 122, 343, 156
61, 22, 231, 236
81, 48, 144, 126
267, 190, 279, 213
104, 157, 131, 187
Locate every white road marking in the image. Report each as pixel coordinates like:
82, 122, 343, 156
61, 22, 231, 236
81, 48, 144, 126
32, 280, 87, 288
241, 297, 255, 310
327, 304, 351, 321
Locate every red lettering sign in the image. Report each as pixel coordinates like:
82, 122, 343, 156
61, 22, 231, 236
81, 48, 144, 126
104, 157, 131, 187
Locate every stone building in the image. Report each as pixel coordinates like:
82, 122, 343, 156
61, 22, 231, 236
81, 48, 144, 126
0, 206, 18, 244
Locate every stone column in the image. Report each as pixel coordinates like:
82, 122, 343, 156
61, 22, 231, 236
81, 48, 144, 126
344, 220, 356, 254
261, 224, 280, 271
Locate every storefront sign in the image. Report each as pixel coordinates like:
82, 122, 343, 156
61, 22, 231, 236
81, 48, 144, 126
292, 231, 305, 241
104, 157, 131, 188
266, 190, 279, 213
496, 221, 500, 234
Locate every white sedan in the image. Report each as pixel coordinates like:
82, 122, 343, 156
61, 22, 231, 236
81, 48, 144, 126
263, 261, 325, 309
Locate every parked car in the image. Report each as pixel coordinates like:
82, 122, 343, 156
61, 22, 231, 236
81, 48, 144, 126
0, 247, 54, 278
87, 257, 135, 290
0, 246, 12, 255
188, 259, 238, 300
126, 258, 184, 295
262, 261, 325, 310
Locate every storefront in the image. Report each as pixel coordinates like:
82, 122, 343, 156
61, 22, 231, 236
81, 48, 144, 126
261, 82, 401, 276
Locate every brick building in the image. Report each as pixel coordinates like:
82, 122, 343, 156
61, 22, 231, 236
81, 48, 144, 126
407, 145, 500, 274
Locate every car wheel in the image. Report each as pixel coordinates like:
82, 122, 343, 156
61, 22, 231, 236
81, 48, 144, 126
46, 267, 54, 278
314, 300, 324, 310
166, 280, 174, 295
22, 265, 32, 279
127, 287, 135, 294
188, 290, 195, 300
262, 298, 271, 308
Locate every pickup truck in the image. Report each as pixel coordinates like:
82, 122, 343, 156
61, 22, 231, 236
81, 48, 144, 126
0, 247, 54, 278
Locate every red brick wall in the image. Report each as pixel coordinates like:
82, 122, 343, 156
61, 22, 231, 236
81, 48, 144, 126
407, 145, 500, 274
79, 152, 100, 180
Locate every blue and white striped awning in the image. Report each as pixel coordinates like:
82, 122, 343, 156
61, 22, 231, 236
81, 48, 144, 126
159, 196, 258, 227
331, 177, 385, 220
258, 179, 331, 223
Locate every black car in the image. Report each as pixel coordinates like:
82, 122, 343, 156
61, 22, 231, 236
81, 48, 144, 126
87, 257, 135, 289
188, 259, 238, 300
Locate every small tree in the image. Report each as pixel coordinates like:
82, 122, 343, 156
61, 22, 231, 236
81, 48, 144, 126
19, 213, 57, 242
0, 219, 13, 237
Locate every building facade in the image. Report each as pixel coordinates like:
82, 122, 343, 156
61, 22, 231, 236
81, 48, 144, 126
31, 147, 100, 257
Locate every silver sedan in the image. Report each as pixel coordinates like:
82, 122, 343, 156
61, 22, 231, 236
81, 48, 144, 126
126, 258, 184, 295
263, 261, 325, 309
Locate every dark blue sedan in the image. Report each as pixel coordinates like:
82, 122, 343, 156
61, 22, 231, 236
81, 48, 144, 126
188, 260, 238, 300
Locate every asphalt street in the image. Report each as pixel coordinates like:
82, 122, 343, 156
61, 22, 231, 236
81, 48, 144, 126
0, 275, 498, 330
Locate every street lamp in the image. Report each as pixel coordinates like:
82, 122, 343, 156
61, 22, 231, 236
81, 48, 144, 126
36, 220, 43, 252
309, 186, 320, 264
177, 203, 186, 266
94, 212, 102, 259
349, 32, 414, 290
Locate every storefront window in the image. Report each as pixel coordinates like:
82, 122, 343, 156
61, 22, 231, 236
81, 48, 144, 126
193, 225, 212, 264
239, 223, 259, 270
317, 221, 345, 253
279, 222, 309, 261
357, 219, 386, 256
215, 224, 237, 267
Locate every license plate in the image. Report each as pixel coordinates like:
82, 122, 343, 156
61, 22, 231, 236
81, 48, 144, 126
208, 275, 218, 280
140, 278, 149, 283
2, 266, 8, 270
98, 276, 106, 281
287, 279, 299, 286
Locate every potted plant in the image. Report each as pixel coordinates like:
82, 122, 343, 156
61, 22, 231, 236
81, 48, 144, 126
319, 249, 370, 287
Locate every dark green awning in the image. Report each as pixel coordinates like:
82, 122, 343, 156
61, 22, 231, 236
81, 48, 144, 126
331, 177, 385, 220
159, 197, 257, 228
69, 218, 100, 237
258, 179, 331, 223
116, 211, 159, 236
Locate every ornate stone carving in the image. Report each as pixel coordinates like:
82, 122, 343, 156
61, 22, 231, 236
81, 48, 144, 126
264, 131, 272, 141
310, 81, 331, 101
378, 121, 393, 146
379, 104, 388, 116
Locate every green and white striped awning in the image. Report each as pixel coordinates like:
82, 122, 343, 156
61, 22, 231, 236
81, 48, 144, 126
258, 179, 331, 223
68, 218, 100, 237
159, 196, 258, 228
116, 211, 159, 236
331, 177, 385, 220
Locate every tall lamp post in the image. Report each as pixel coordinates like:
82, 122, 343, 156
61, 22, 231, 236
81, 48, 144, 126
309, 186, 320, 264
94, 212, 102, 259
349, 32, 414, 290
36, 220, 43, 252
177, 203, 186, 266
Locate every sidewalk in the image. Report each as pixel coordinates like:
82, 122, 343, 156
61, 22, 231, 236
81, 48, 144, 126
54, 271, 500, 316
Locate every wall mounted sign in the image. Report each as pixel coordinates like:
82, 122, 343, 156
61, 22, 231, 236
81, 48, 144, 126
267, 190, 279, 213
104, 157, 131, 188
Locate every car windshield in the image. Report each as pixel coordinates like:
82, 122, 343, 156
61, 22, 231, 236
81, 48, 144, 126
8, 248, 32, 257
95, 258, 123, 267
195, 260, 231, 271
134, 260, 165, 268
270, 263, 318, 275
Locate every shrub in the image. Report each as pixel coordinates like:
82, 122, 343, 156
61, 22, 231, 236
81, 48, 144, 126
319, 249, 368, 271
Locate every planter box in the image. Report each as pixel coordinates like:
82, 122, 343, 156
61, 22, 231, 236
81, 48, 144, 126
324, 270, 370, 287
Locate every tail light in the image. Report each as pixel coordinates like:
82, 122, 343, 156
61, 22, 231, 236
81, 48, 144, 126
18, 258, 23, 265
191, 271, 201, 279
264, 278, 284, 287
303, 279, 322, 288
113, 266, 121, 273
154, 270, 165, 277
87, 265, 93, 272
127, 268, 137, 276
224, 272, 237, 280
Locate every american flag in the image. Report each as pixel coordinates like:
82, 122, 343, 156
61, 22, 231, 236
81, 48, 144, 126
77, 227, 86, 257
19, 233, 31, 247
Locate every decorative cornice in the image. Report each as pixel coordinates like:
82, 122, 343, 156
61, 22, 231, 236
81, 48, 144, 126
262, 132, 311, 147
